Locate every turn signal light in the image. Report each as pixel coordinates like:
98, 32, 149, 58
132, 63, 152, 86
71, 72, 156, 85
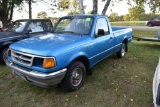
43, 58, 56, 68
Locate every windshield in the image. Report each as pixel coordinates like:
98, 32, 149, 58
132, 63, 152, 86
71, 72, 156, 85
54, 16, 93, 35
7, 20, 28, 33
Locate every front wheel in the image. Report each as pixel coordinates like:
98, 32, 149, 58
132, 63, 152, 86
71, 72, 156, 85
0, 47, 8, 64
117, 43, 126, 58
64, 61, 86, 92
147, 23, 153, 27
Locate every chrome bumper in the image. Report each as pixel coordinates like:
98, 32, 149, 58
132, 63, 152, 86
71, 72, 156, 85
6, 59, 67, 87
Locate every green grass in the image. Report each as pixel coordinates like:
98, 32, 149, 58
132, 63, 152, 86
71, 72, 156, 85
111, 21, 146, 26
0, 30, 160, 107
133, 29, 158, 38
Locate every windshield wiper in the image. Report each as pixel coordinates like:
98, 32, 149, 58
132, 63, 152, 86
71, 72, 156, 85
62, 31, 82, 36
53, 30, 83, 36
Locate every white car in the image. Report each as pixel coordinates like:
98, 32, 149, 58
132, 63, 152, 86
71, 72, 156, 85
153, 58, 160, 107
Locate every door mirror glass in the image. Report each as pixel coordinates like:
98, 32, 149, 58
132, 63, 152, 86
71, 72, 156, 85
98, 29, 104, 36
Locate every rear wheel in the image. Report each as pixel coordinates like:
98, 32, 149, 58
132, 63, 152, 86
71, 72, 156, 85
0, 47, 8, 64
117, 43, 126, 58
64, 61, 86, 92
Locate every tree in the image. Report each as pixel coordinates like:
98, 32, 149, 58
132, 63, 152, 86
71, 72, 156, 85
109, 12, 118, 21
123, 6, 145, 21
101, 0, 112, 15
48, 17, 59, 24
25, 0, 37, 19
25, 0, 57, 19
123, 14, 130, 21
58, 0, 80, 15
0, 0, 23, 27
37, 11, 48, 19
28, 0, 32, 19
78, 0, 85, 14
92, 0, 120, 15
127, 0, 160, 13
92, 0, 98, 14
91, 0, 119, 15
90, 0, 160, 16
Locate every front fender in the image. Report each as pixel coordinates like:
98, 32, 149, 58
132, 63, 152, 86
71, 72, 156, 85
67, 51, 89, 66
55, 51, 89, 71
0, 41, 13, 49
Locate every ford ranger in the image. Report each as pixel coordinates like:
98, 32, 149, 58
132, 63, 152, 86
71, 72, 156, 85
6, 15, 132, 91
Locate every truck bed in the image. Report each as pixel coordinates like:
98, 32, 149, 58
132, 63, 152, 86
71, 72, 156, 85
111, 27, 132, 34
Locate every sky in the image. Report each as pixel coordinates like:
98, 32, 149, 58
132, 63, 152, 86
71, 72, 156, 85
13, 0, 151, 20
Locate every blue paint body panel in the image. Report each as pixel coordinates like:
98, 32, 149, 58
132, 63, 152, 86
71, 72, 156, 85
8, 14, 132, 73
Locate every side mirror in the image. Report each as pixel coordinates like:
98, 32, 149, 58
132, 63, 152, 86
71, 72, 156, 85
98, 29, 104, 36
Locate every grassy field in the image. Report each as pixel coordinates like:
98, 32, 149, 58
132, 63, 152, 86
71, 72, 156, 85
111, 21, 146, 26
0, 29, 160, 107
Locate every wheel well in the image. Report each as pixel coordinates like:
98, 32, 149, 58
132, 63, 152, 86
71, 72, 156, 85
0, 44, 10, 52
123, 38, 128, 52
69, 56, 90, 74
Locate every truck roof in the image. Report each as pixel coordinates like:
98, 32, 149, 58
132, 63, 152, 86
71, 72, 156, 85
62, 14, 108, 18
15, 19, 51, 21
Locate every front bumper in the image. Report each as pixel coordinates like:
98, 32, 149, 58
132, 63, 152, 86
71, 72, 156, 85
6, 59, 67, 88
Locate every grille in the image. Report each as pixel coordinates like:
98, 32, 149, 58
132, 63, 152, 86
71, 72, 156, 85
11, 50, 34, 67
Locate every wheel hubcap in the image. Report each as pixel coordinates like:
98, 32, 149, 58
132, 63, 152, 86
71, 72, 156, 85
121, 44, 125, 57
71, 68, 83, 87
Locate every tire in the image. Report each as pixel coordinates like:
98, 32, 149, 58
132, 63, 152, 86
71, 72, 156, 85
64, 61, 86, 92
147, 23, 153, 27
151, 103, 155, 107
0, 47, 8, 64
156, 84, 160, 106
117, 43, 126, 58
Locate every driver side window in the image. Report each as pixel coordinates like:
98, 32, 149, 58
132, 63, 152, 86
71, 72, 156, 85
95, 18, 109, 37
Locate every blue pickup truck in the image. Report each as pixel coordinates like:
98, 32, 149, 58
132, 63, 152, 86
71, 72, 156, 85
6, 14, 132, 91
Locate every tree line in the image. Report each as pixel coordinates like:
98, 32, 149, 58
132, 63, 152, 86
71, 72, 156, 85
109, 6, 160, 21
0, 0, 160, 27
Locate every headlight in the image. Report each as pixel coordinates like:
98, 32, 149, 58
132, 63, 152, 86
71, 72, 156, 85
43, 58, 56, 68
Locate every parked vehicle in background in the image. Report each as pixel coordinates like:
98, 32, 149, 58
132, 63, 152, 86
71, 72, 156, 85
146, 18, 160, 27
6, 14, 132, 91
153, 58, 160, 107
0, 19, 53, 64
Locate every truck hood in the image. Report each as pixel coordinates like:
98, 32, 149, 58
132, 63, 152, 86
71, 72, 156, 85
0, 31, 21, 41
10, 33, 91, 56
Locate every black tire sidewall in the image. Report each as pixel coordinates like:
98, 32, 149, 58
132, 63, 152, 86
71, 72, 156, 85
64, 61, 86, 92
